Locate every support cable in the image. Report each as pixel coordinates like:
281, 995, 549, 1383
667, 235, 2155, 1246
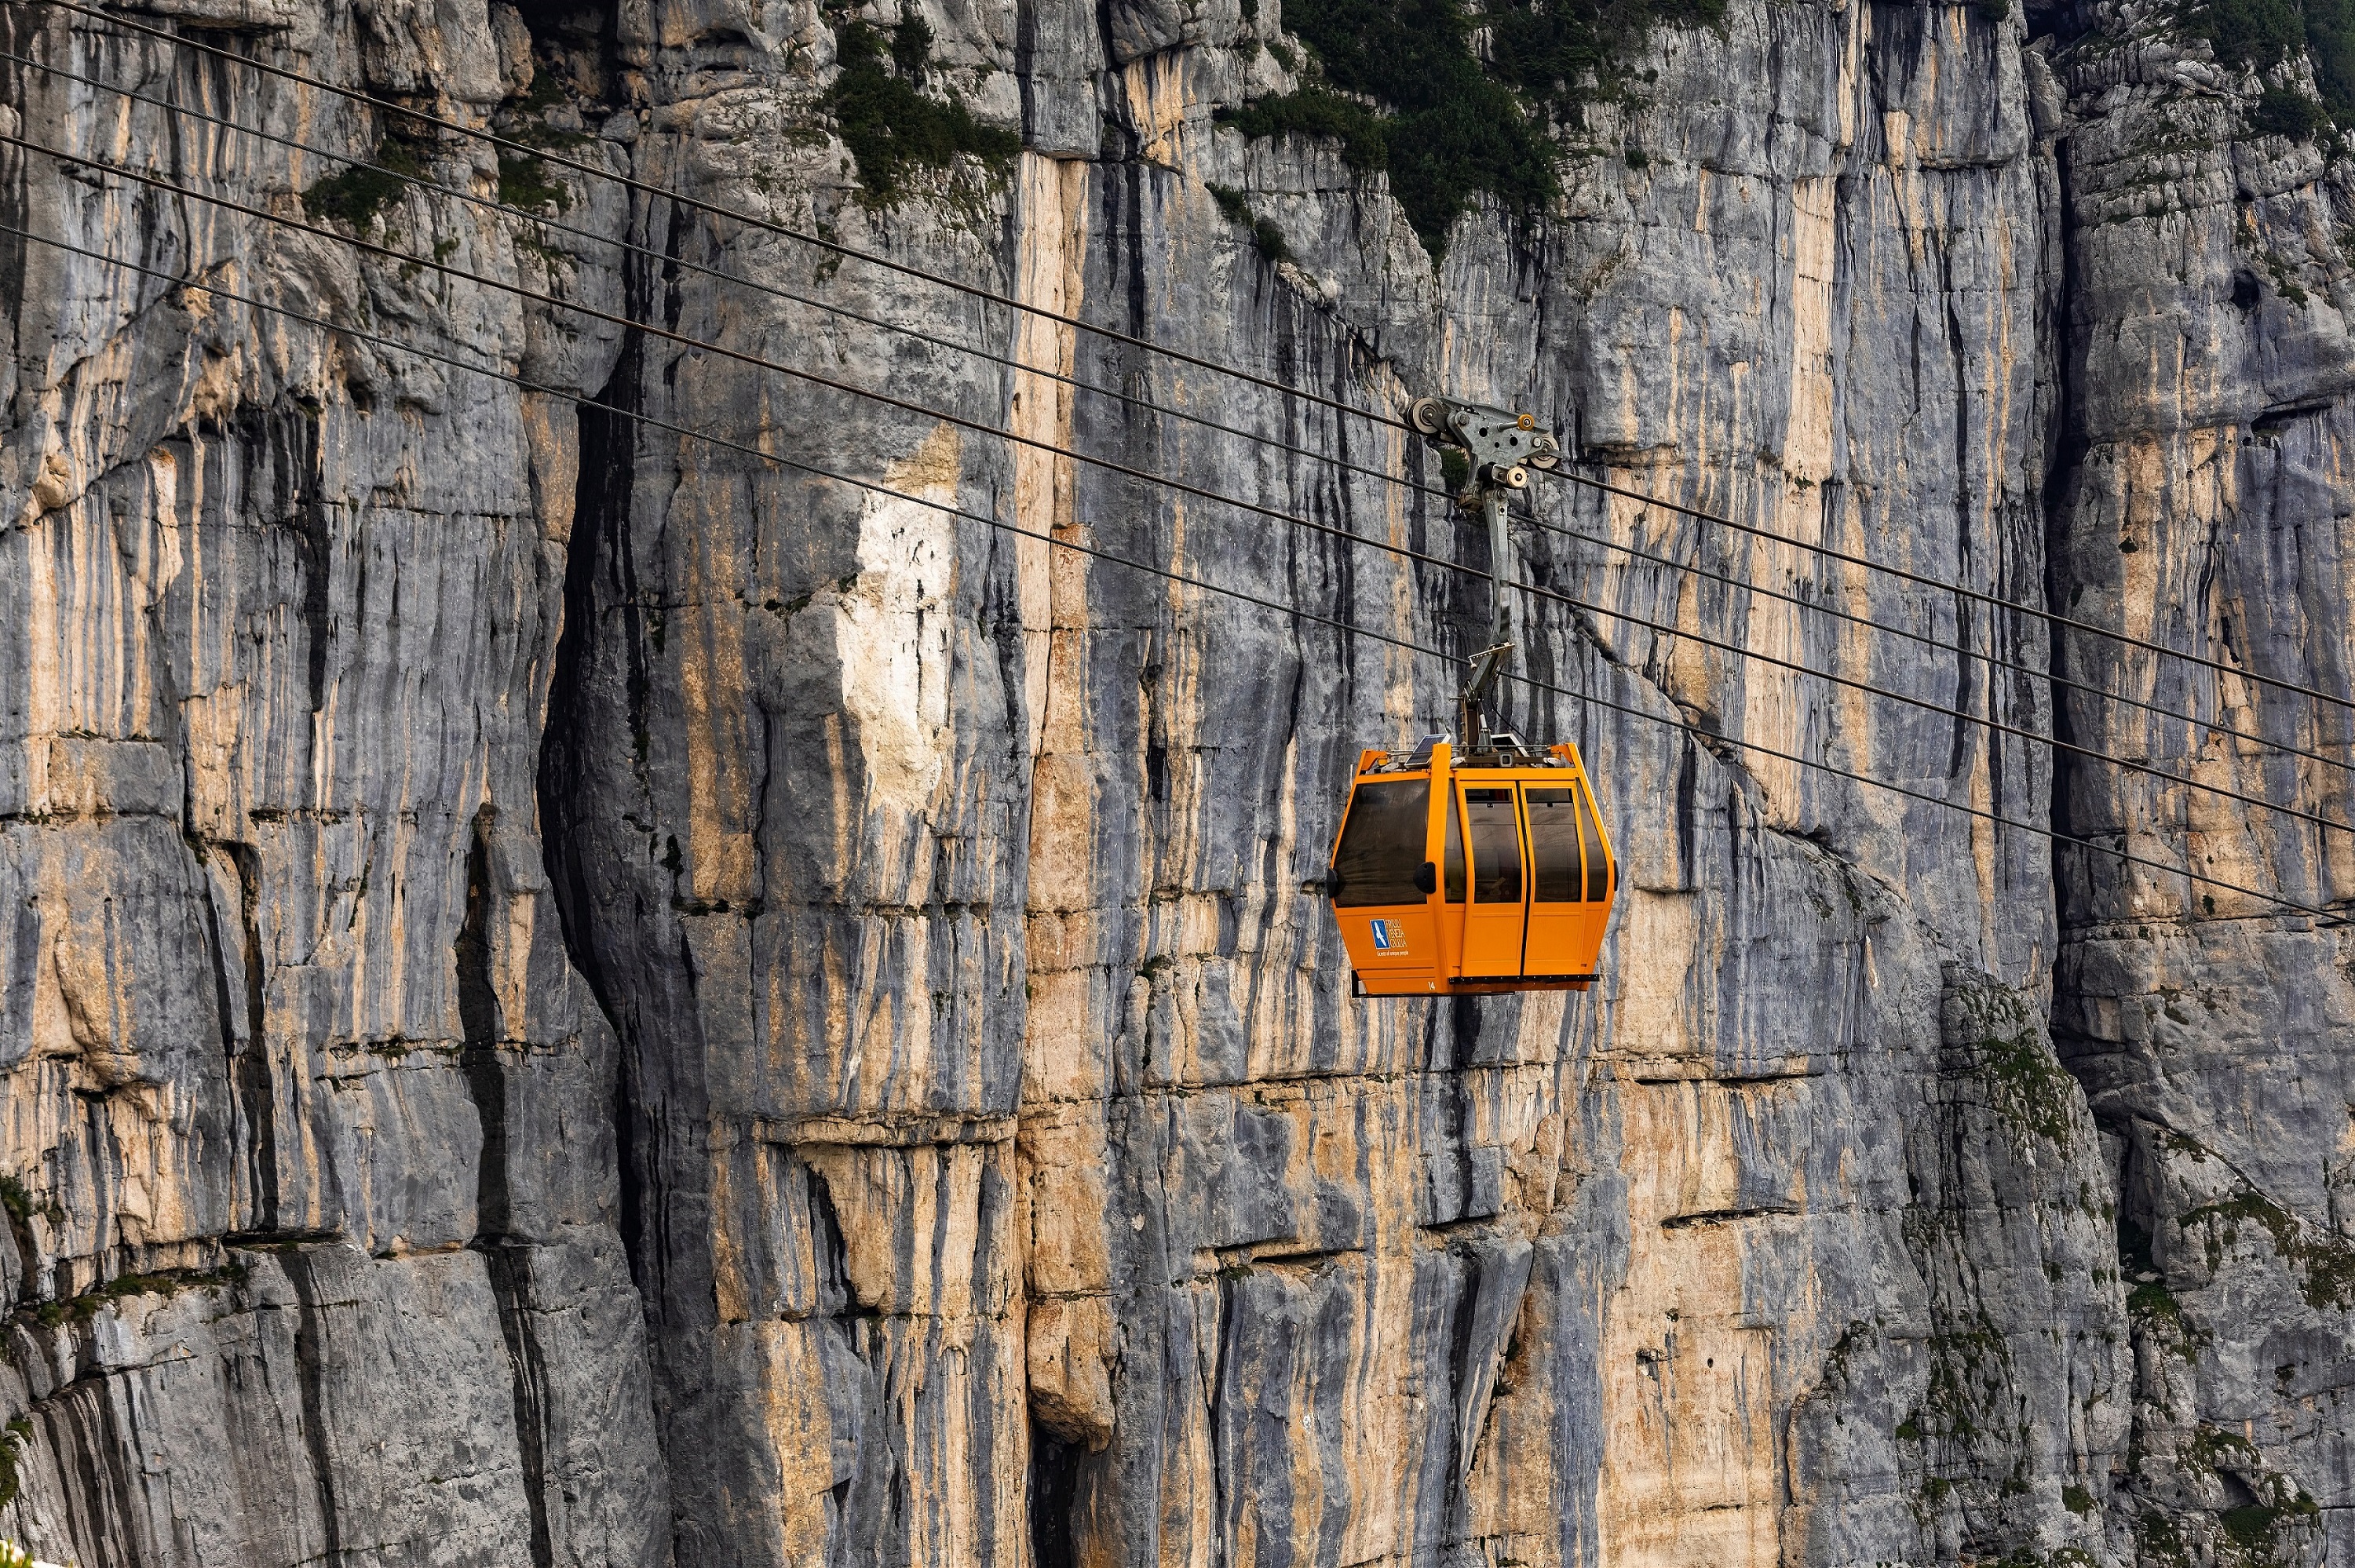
1513, 506, 2355, 782
0, 133, 1453, 604
26, 8, 2355, 720
12, 130, 2351, 848
5, 218, 2339, 923
0, 46, 1439, 523
1533, 465, 2355, 719
27, 0, 1416, 434
24, 43, 2340, 789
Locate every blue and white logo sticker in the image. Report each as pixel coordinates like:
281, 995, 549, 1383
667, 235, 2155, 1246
1369, 919, 1406, 954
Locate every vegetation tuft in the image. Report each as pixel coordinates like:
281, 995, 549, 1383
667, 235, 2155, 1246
824, 18, 1020, 203
2127, 1275, 2185, 1323
1218, 0, 1720, 255
2136, 1510, 2189, 1566
1974, 1027, 2079, 1145
1484, 0, 1725, 119
1206, 181, 1254, 225
2222, 1504, 2285, 1552
1218, 86, 1391, 175
2253, 84, 2332, 137
2187, 1424, 2261, 1475
19, 1263, 249, 1334
1203, 182, 1295, 264
2179, 1190, 2355, 1309
1914, 1314, 2010, 1448
0, 1417, 28, 1509
497, 152, 571, 212
2116, 1215, 2202, 1353
0, 1176, 59, 1230
302, 137, 425, 230
2218, 1492, 2321, 1554
2199, 0, 2355, 134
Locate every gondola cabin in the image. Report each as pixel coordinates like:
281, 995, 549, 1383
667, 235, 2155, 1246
1319, 738, 1617, 995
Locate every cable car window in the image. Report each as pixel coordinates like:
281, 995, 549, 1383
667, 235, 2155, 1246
1444, 789, 1466, 903
1576, 779, 1609, 902
1523, 788, 1583, 903
1463, 788, 1522, 903
1332, 779, 1430, 906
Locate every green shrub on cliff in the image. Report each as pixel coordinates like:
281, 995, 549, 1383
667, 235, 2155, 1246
1203, 182, 1297, 262
2252, 85, 2331, 138
1485, 0, 1725, 118
0, 1420, 30, 1510
2201, 0, 2355, 133
2204, 0, 2307, 68
1220, 0, 1716, 257
1219, 86, 1390, 175
824, 18, 1020, 203
301, 137, 425, 230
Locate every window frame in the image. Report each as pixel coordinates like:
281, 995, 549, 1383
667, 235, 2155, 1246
1575, 775, 1610, 903
1331, 775, 1435, 908
1519, 785, 1587, 904
1460, 784, 1524, 906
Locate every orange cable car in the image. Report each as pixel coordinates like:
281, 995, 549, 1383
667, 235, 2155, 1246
1320, 735, 1616, 994
1304, 394, 1619, 996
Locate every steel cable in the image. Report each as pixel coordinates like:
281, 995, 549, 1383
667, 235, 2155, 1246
23, 46, 2353, 793
0, 47, 1443, 526
12, 129, 2353, 849
1513, 508, 2355, 782
27, 0, 1416, 434
1533, 468, 2355, 717
5, 218, 2339, 922
35, 0, 2352, 726
29, 5, 2355, 724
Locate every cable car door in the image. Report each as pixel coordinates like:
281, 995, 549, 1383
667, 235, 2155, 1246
1459, 785, 1525, 977
1523, 782, 1605, 978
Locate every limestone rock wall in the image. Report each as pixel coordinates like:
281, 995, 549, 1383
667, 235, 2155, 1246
2043, 3, 2355, 1563
0, 0, 2346, 1563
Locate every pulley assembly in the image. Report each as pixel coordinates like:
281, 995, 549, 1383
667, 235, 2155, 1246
1304, 396, 1618, 997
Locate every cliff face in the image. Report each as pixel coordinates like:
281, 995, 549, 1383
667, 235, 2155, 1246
2, 0, 2352, 1562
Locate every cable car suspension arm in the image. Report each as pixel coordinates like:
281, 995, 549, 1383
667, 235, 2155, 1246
1409, 396, 1561, 752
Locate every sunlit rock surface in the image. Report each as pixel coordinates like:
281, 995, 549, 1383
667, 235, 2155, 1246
0, 0, 2349, 1562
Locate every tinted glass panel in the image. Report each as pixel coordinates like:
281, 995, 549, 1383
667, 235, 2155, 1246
1463, 787, 1522, 904
1332, 779, 1430, 906
1577, 779, 1610, 902
1524, 788, 1583, 903
1444, 790, 1466, 903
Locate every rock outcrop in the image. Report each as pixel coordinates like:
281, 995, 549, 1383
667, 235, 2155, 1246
1, 0, 2350, 1562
